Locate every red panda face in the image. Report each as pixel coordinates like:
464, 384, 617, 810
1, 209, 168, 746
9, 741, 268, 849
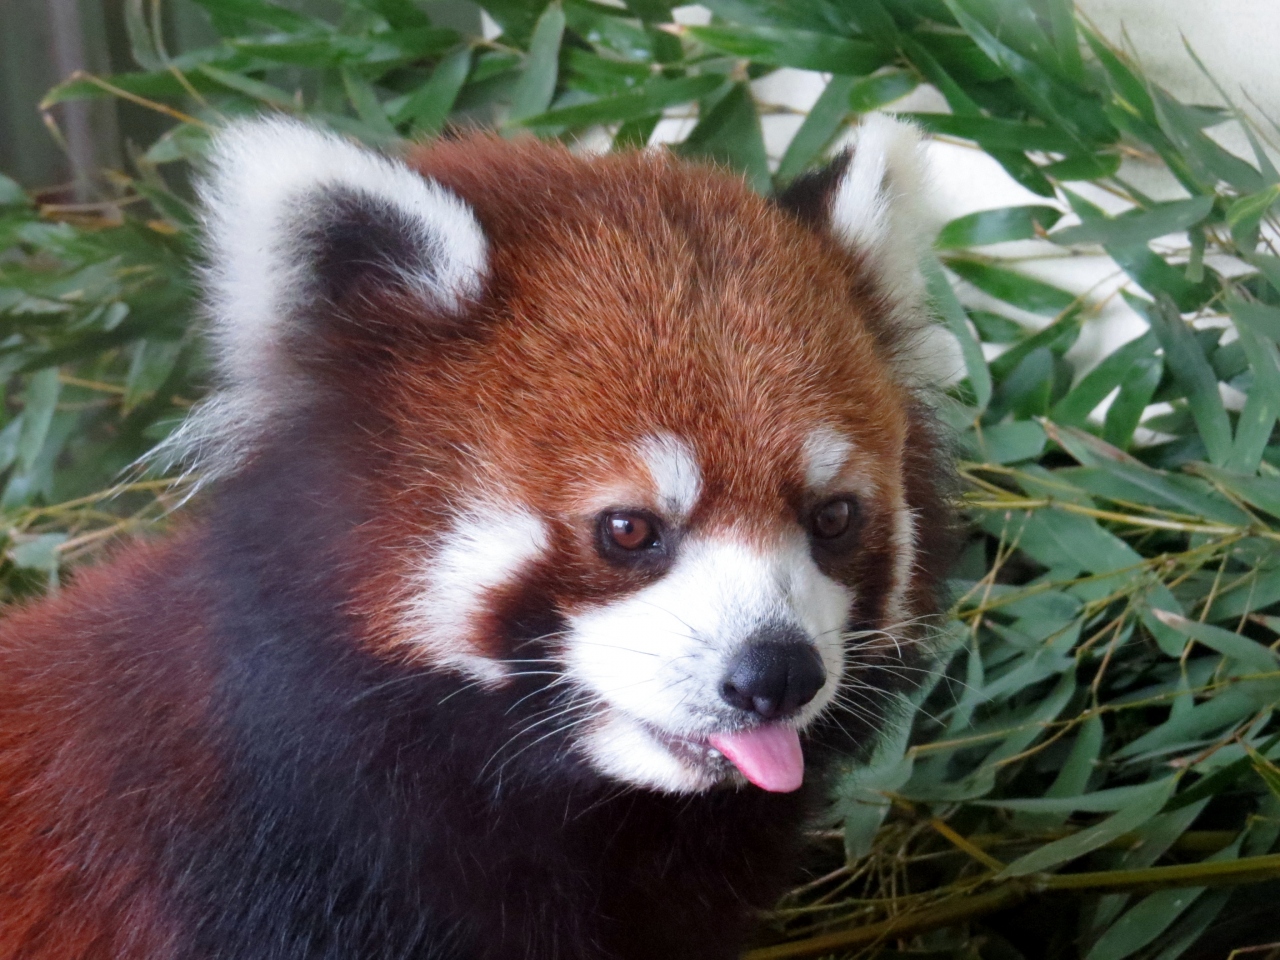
184, 118, 951, 796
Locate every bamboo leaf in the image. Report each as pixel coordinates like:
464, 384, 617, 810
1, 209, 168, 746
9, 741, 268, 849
685, 25, 890, 74
936, 205, 1062, 250
999, 777, 1178, 877
518, 74, 724, 129
507, 2, 565, 125
392, 46, 472, 136
1137, 294, 1233, 466
1150, 610, 1280, 675
1050, 197, 1214, 249
947, 258, 1077, 317
775, 75, 854, 184
678, 82, 770, 194
925, 255, 991, 409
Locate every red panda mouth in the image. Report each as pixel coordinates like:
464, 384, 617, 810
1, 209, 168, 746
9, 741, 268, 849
642, 722, 806, 794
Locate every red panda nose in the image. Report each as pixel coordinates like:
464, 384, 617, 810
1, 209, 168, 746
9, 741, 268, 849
719, 630, 827, 721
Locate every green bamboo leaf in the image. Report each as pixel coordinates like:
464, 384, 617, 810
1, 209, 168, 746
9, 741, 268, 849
1046, 422, 1246, 523
998, 777, 1178, 877
947, 259, 1077, 317
1050, 197, 1214, 249
518, 75, 724, 130
977, 778, 1178, 814
1226, 184, 1280, 245
846, 69, 918, 113
969, 310, 1024, 343
1062, 190, 1216, 311
1033, 0, 1084, 81
1228, 375, 1280, 475
187, 0, 317, 33
1249, 254, 1280, 296
1014, 713, 1103, 830
16, 368, 60, 474
392, 46, 472, 136
1152, 890, 1232, 960
942, 0, 1111, 147
1243, 742, 1280, 799
0, 174, 28, 208
901, 112, 1078, 153
42, 70, 206, 106
1137, 294, 1233, 466
1086, 839, 1241, 960
936, 205, 1062, 249
678, 82, 770, 194
1084, 30, 1157, 125
1117, 684, 1278, 760
1104, 354, 1162, 448
1150, 610, 1280, 674
342, 69, 397, 138
994, 506, 1144, 577
1041, 152, 1122, 182
9, 533, 68, 574
507, 3, 565, 125
1153, 89, 1268, 195
1051, 331, 1159, 425
989, 309, 1080, 381
1229, 298, 1280, 344
925, 255, 991, 409
967, 421, 1046, 464
685, 25, 889, 74
775, 75, 854, 184
123, 0, 165, 72
1187, 462, 1280, 520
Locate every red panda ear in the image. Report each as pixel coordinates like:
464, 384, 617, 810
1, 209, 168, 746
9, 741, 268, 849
776, 115, 955, 387
155, 118, 487, 485
197, 116, 487, 391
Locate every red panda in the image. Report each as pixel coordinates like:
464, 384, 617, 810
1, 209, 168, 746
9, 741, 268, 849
0, 116, 954, 959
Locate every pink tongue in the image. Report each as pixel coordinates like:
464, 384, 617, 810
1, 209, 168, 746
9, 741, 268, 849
708, 726, 804, 793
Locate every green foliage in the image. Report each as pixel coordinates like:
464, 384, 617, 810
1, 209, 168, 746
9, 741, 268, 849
6, 0, 1280, 956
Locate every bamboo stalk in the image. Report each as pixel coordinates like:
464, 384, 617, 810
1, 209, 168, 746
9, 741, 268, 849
744, 854, 1280, 959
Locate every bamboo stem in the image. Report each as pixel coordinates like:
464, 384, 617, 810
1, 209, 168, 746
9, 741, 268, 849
744, 854, 1280, 959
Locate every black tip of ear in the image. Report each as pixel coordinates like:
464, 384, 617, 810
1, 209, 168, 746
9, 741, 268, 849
773, 150, 851, 231
298, 187, 435, 306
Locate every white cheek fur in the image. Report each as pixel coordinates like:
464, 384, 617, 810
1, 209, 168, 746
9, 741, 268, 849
401, 505, 548, 683
567, 535, 852, 789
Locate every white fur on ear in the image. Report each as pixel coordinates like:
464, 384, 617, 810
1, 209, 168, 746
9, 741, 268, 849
153, 117, 487, 486
830, 115, 931, 317
200, 116, 487, 390
828, 115, 954, 385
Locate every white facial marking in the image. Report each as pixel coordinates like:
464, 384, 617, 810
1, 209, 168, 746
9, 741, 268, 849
637, 433, 701, 519
585, 713, 719, 794
885, 502, 918, 629
402, 505, 548, 683
802, 427, 853, 489
567, 535, 852, 792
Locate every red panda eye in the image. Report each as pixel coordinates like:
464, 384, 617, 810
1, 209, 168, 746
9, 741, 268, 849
605, 512, 656, 551
810, 498, 857, 541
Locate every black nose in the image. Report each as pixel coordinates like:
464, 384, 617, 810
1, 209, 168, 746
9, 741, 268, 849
720, 628, 827, 720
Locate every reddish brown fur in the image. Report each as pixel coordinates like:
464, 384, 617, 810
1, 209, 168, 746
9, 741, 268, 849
0, 134, 952, 959
352, 138, 923, 657
0, 534, 216, 959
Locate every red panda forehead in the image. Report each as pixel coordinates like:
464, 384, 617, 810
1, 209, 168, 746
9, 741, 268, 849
395, 134, 912, 518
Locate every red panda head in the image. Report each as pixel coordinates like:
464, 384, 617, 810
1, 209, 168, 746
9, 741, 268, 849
178, 117, 952, 795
